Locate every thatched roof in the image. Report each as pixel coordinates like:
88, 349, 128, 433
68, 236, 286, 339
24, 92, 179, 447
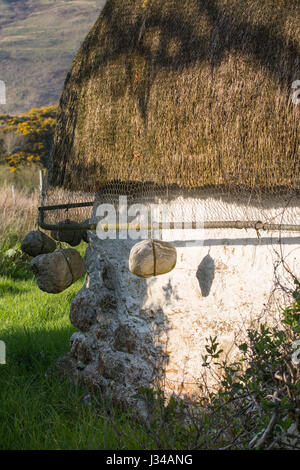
50, 0, 300, 193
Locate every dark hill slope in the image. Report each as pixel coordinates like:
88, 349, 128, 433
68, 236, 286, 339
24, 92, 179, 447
0, 0, 105, 114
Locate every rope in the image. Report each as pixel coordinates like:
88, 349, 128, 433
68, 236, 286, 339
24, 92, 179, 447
151, 239, 157, 276
60, 250, 74, 285
39, 230, 45, 253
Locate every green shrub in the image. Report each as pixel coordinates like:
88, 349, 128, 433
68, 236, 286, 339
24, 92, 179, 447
123, 281, 300, 450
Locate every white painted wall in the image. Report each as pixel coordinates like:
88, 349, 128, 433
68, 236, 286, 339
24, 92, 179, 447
68, 190, 300, 408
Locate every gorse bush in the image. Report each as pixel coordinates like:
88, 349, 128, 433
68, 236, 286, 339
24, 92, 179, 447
0, 106, 57, 171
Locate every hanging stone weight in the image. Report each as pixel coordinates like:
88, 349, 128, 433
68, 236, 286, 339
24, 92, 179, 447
51, 220, 83, 246
31, 248, 85, 294
21, 230, 56, 257
129, 239, 177, 278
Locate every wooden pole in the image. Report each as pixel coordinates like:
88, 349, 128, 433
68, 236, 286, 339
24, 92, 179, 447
37, 212, 300, 233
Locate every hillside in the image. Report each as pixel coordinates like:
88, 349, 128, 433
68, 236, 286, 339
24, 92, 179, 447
0, 0, 105, 115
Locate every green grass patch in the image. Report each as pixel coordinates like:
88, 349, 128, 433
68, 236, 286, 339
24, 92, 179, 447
0, 238, 152, 450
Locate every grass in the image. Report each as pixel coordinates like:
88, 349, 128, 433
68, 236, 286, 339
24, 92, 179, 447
0, 264, 152, 450
0, 244, 186, 450
0, 182, 189, 450
0, 184, 95, 449
0, 163, 41, 192
0, 182, 197, 450
0, 181, 39, 246
0, 183, 151, 450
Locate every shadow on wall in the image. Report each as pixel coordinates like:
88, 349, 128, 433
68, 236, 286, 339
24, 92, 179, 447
174, 236, 300, 247
196, 251, 215, 297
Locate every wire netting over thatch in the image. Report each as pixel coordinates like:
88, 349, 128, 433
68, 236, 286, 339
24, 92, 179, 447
49, 0, 300, 195
40, 180, 300, 233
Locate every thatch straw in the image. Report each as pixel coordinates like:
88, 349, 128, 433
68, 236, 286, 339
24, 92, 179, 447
50, 0, 300, 193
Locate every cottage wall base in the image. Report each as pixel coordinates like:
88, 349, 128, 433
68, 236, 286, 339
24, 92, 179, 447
57, 193, 300, 415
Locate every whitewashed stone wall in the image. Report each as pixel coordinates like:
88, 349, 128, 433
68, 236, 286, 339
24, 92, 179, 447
58, 190, 300, 417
